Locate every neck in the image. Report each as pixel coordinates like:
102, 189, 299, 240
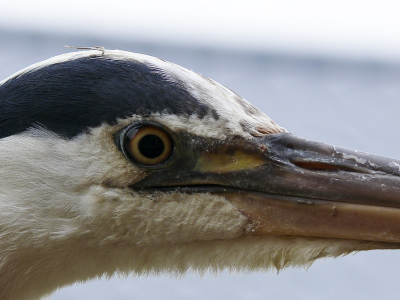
0, 131, 90, 299
1, 230, 384, 300
0, 236, 89, 299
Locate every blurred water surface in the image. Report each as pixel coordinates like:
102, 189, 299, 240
1, 29, 400, 300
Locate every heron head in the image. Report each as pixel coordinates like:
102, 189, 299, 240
1, 49, 399, 299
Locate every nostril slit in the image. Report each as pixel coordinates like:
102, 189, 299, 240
293, 161, 357, 172
286, 143, 294, 149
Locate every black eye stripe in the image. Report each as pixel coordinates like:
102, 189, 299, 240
0, 57, 218, 139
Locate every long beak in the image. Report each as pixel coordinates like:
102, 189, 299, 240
133, 132, 400, 244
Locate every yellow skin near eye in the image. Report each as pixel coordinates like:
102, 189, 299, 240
125, 126, 173, 166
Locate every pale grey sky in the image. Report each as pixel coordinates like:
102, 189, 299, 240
1, 0, 400, 61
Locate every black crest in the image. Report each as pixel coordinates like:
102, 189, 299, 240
0, 55, 217, 139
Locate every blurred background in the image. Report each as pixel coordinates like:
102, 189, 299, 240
1, 0, 400, 299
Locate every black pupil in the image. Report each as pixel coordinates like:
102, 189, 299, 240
138, 134, 165, 158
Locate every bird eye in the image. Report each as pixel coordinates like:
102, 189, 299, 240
124, 125, 173, 166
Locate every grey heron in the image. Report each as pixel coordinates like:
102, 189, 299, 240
0, 49, 399, 300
